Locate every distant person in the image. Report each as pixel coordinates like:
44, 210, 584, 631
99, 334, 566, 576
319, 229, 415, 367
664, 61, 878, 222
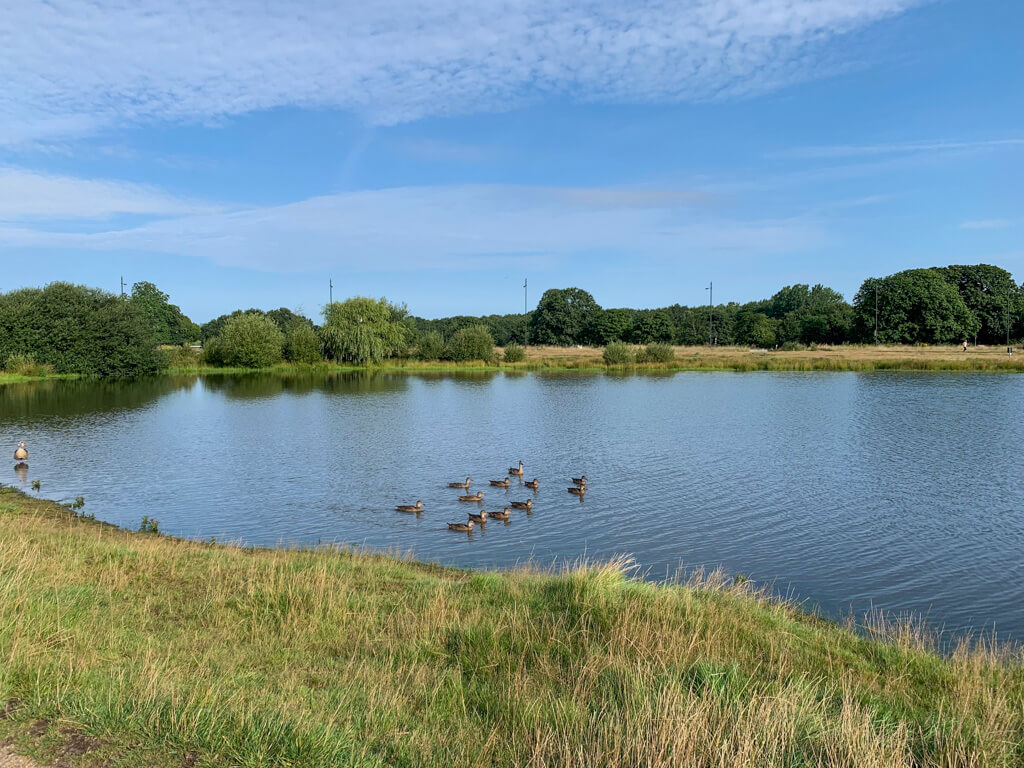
962, 339, 968, 352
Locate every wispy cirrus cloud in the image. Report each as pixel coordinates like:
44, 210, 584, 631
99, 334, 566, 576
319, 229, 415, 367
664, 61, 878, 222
771, 138, 1024, 160
0, 182, 824, 271
0, 168, 219, 220
0, 0, 930, 144
960, 218, 1021, 230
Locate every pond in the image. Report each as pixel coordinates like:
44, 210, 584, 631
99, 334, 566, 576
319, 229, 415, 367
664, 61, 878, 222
2, 371, 1022, 640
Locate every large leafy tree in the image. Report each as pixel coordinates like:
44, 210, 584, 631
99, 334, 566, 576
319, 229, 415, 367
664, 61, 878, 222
321, 297, 409, 364
0, 282, 162, 376
129, 281, 200, 345
853, 269, 980, 344
734, 310, 778, 348
630, 309, 674, 344
588, 308, 635, 345
934, 264, 1024, 344
528, 287, 601, 346
766, 284, 852, 345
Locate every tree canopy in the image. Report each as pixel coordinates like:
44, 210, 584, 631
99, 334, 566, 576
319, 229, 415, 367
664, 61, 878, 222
853, 269, 980, 344
129, 281, 200, 345
528, 288, 602, 345
320, 297, 409, 364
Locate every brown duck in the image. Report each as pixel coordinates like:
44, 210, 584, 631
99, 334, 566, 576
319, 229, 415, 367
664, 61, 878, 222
467, 511, 487, 524
395, 500, 424, 513
572, 476, 587, 487
568, 486, 586, 496
458, 491, 485, 502
13, 442, 28, 462
510, 499, 533, 511
487, 508, 511, 520
448, 521, 474, 532
489, 477, 510, 488
508, 460, 524, 476
524, 478, 540, 490
447, 477, 472, 488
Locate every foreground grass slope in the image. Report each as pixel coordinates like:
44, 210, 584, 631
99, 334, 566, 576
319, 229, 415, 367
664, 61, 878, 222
1, 488, 1022, 767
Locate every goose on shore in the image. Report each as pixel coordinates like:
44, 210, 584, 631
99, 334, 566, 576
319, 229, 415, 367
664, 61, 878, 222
508, 460, 524, 476
448, 521, 474, 532
447, 477, 472, 488
489, 477, 510, 488
395, 501, 424, 513
524, 478, 540, 490
510, 499, 533, 511
13, 442, 28, 461
459, 491, 484, 502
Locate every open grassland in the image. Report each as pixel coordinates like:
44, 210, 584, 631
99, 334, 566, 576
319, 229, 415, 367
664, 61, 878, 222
1, 488, 1023, 767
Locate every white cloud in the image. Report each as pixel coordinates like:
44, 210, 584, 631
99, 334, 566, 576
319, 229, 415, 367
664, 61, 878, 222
772, 138, 1024, 160
0, 183, 825, 270
960, 218, 1019, 230
0, 0, 929, 143
0, 168, 219, 220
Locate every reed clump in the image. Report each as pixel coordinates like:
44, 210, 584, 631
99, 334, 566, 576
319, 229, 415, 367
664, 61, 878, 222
0, 487, 1022, 767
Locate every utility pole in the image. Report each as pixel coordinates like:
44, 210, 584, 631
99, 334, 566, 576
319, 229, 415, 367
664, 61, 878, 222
706, 282, 714, 345
523, 278, 528, 347
120, 276, 126, 298
874, 283, 879, 345
329, 278, 333, 305
1007, 287, 1012, 354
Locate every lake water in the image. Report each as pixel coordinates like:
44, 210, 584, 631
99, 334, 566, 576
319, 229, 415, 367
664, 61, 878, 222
2, 371, 1022, 640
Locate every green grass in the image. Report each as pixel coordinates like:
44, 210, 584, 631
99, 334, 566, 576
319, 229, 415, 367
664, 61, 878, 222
1, 487, 1022, 767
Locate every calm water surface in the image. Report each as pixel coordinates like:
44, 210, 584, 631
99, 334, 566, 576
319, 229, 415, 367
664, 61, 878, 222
2, 371, 1022, 639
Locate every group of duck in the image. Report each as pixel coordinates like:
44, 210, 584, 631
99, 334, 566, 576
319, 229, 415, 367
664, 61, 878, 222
393, 460, 589, 532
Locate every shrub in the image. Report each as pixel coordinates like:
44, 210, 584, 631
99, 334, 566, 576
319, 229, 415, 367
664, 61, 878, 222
416, 331, 445, 361
284, 322, 322, 364
638, 343, 674, 364
3, 354, 55, 377
502, 342, 525, 363
445, 325, 495, 362
159, 344, 201, 369
780, 341, 806, 352
218, 314, 285, 368
603, 341, 635, 365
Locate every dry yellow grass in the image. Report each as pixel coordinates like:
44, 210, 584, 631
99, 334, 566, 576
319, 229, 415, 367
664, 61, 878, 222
1, 487, 1023, 767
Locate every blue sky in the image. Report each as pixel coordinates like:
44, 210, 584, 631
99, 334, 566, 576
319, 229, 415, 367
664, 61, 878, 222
1, 0, 1021, 322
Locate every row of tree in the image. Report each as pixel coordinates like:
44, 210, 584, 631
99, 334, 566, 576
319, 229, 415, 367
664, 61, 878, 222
1, 264, 1021, 376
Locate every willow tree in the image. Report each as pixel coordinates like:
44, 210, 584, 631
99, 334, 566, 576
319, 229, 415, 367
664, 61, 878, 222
320, 297, 408, 364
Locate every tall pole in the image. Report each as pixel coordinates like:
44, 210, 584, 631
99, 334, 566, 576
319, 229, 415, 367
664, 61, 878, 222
874, 283, 879, 345
523, 278, 529, 347
1007, 287, 1012, 353
120, 276, 126, 298
329, 278, 333, 305
706, 282, 713, 345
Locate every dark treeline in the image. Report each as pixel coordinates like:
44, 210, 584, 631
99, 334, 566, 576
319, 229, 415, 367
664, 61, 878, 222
1, 264, 1022, 377
413, 264, 1024, 349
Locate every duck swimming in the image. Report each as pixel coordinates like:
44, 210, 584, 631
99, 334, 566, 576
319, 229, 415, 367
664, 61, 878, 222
13, 442, 28, 462
571, 476, 587, 487
459, 491, 484, 502
568, 486, 586, 496
448, 521, 474, 532
395, 500, 424, 513
524, 478, 540, 490
489, 477, 510, 487
467, 511, 487, 524
447, 477, 472, 488
510, 499, 533, 511
487, 508, 511, 520
508, 460, 524, 476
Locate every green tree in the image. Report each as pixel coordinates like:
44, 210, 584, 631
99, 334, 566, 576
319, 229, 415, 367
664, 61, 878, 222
766, 284, 852, 345
445, 325, 495, 362
320, 297, 408, 364
734, 311, 778, 348
585, 308, 634, 345
416, 331, 445, 361
853, 269, 980, 344
935, 264, 1024, 344
129, 281, 200, 345
630, 310, 674, 344
528, 287, 601, 345
218, 314, 285, 368
284, 321, 322, 364
0, 282, 163, 376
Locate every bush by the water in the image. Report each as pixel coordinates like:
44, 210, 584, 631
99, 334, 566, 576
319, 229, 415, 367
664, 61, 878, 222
213, 313, 285, 368
320, 297, 409, 365
636, 343, 675, 363
416, 331, 445, 361
0, 282, 163, 376
159, 344, 201, 369
3, 354, 55, 377
502, 342, 525, 363
284, 322, 323, 364
602, 341, 635, 365
446, 325, 495, 362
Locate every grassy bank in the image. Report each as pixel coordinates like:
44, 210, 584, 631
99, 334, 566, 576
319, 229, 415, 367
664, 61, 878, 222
1, 488, 1022, 767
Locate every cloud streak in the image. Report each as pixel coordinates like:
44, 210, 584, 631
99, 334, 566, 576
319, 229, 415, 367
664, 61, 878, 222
0, 183, 825, 271
1, 0, 929, 143
772, 138, 1024, 160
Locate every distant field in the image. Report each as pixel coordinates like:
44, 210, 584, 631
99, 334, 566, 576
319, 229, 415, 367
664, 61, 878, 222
512, 344, 1024, 372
